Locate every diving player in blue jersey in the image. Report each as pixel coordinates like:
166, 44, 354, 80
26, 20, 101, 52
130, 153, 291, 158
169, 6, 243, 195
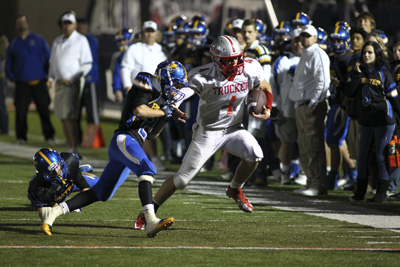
38, 60, 189, 237
28, 148, 99, 208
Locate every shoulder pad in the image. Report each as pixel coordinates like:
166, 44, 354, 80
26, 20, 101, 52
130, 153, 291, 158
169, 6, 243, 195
132, 72, 162, 93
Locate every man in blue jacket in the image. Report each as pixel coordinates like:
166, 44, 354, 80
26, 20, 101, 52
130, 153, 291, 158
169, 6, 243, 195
6, 15, 55, 145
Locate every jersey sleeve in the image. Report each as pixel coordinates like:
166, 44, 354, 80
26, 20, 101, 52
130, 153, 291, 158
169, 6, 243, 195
244, 58, 266, 88
27, 175, 57, 206
61, 152, 80, 179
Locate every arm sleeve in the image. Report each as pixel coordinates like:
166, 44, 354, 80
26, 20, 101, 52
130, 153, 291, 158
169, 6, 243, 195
309, 52, 330, 108
5, 45, 14, 81
74, 172, 91, 189
344, 71, 361, 98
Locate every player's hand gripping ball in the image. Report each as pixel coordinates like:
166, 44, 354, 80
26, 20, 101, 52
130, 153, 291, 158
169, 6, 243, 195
247, 88, 267, 115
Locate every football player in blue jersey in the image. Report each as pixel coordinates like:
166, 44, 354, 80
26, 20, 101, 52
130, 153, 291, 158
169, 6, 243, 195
38, 60, 189, 237
28, 148, 99, 208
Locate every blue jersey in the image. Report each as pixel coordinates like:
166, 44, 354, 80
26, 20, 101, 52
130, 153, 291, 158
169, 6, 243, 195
118, 72, 167, 145
6, 32, 50, 82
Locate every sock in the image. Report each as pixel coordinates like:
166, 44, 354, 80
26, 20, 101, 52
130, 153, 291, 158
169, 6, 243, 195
291, 159, 299, 165
59, 202, 70, 214
282, 165, 290, 173
143, 204, 157, 223
138, 181, 153, 206
66, 189, 98, 211
153, 200, 160, 213
230, 180, 243, 189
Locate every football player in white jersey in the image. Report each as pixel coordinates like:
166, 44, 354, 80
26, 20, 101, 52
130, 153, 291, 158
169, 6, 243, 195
134, 35, 273, 230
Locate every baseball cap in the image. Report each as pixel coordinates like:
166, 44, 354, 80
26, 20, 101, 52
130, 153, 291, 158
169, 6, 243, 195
301, 24, 317, 37
232, 19, 244, 29
142, 20, 157, 31
61, 13, 76, 24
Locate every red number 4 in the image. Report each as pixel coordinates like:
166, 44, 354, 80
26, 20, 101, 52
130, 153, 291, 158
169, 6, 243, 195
222, 96, 236, 115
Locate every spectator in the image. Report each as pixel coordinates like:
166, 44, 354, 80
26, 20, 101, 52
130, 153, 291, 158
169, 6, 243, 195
38, 60, 189, 237
391, 41, 400, 86
231, 19, 245, 48
0, 32, 8, 135
76, 17, 100, 144
270, 28, 303, 185
289, 25, 331, 196
347, 41, 400, 203
121, 20, 168, 171
47, 11, 92, 158
356, 11, 388, 44
242, 19, 279, 186
367, 32, 391, 59
28, 148, 99, 208
6, 15, 55, 145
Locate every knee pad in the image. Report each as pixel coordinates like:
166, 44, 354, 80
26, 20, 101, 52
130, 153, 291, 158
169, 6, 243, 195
138, 175, 155, 184
173, 175, 189, 189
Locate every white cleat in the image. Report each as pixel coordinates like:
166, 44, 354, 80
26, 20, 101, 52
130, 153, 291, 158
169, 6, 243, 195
145, 217, 175, 238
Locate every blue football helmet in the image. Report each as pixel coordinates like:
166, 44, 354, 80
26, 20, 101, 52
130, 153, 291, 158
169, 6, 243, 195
162, 15, 187, 49
155, 60, 188, 103
192, 13, 206, 23
115, 28, 134, 51
223, 19, 235, 35
274, 21, 292, 46
176, 20, 192, 45
252, 19, 267, 40
171, 15, 188, 27
291, 12, 310, 28
329, 26, 350, 53
317, 27, 328, 50
162, 24, 178, 48
188, 20, 209, 46
33, 148, 66, 182
334, 21, 351, 33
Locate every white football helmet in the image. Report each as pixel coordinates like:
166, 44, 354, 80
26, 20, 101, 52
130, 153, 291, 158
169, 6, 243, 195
210, 35, 244, 76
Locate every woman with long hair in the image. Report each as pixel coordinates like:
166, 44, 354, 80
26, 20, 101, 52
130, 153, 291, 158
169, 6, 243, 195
346, 41, 400, 202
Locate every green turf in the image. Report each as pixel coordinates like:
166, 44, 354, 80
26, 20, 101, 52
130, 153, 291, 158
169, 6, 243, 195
1, 110, 400, 266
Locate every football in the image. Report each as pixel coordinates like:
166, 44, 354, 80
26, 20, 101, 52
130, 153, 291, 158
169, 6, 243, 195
247, 88, 266, 115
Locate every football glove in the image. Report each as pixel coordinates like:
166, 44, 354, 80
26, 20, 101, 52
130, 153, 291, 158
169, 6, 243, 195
162, 105, 174, 118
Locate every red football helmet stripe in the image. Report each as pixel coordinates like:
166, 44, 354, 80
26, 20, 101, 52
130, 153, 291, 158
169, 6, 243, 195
223, 35, 236, 53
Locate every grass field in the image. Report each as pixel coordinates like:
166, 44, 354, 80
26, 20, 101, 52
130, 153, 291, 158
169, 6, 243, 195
1, 110, 400, 266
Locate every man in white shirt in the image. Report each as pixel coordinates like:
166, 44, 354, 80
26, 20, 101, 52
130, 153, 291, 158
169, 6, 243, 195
48, 11, 92, 158
121, 21, 168, 91
289, 24, 330, 196
120, 20, 168, 170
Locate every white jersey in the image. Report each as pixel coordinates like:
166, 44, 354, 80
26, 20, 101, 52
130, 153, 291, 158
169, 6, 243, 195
187, 58, 265, 130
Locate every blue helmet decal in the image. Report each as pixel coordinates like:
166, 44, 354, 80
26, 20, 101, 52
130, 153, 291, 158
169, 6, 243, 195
33, 148, 65, 182
155, 60, 188, 103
